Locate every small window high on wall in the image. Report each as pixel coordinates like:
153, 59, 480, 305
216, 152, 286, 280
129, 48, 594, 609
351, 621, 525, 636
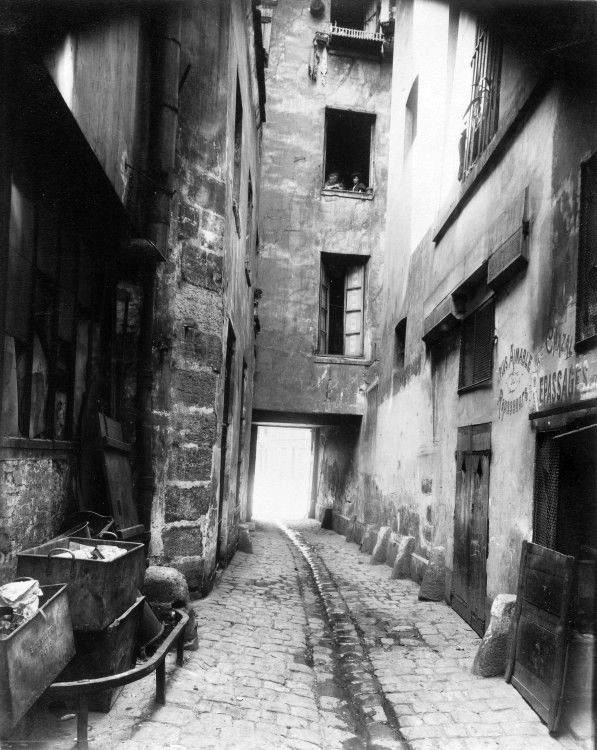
319, 253, 366, 357
576, 152, 597, 348
404, 77, 418, 158
394, 318, 406, 368
232, 75, 243, 234
323, 108, 375, 194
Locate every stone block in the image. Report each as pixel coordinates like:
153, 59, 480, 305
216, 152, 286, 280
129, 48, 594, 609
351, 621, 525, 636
410, 552, 428, 583
360, 526, 378, 555
386, 532, 400, 567
181, 246, 223, 291
162, 525, 204, 559
172, 368, 217, 408
178, 328, 222, 371
143, 565, 190, 606
167, 445, 213, 482
345, 516, 357, 543
170, 555, 206, 594
418, 546, 446, 601
332, 512, 349, 536
472, 594, 517, 677
370, 526, 391, 565
165, 484, 213, 523
391, 535, 415, 579
237, 524, 253, 554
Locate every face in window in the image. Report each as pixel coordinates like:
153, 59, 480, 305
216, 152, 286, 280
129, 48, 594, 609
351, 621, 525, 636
325, 171, 344, 190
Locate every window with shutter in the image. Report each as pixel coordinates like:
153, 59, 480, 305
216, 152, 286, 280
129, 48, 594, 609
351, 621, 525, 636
344, 265, 364, 357
318, 254, 366, 357
576, 152, 597, 348
458, 297, 495, 391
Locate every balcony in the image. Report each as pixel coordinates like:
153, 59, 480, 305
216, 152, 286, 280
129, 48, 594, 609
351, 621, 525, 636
328, 22, 385, 56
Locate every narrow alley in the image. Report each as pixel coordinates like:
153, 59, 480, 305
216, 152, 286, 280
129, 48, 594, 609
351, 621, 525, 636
0, 0, 595, 748
5, 521, 581, 750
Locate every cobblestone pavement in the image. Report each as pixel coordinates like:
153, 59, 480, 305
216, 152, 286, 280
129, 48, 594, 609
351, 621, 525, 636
6, 524, 368, 750
5, 521, 590, 750
287, 520, 585, 750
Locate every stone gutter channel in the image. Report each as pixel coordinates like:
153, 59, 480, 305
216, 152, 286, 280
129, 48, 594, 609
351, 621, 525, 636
281, 525, 409, 750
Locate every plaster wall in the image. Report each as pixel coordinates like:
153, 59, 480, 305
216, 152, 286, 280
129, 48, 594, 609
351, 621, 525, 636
330, 0, 597, 614
254, 1, 393, 417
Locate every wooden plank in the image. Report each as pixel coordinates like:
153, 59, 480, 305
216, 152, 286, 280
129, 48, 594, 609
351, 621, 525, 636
505, 541, 574, 734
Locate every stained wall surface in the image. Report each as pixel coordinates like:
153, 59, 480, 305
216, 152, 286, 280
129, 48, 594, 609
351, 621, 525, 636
254, 2, 393, 418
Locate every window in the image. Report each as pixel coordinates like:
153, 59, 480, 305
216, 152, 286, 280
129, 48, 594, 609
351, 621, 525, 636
323, 109, 375, 194
576, 152, 597, 348
329, 0, 384, 54
404, 77, 418, 157
232, 75, 243, 234
319, 254, 366, 357
458, 297, 495, 391
459, 24, 501, 180
394, 318, 406, 368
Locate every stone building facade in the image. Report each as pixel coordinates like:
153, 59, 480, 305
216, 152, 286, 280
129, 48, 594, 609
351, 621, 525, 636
0, 0, 265, 593
256, 0, 597, 635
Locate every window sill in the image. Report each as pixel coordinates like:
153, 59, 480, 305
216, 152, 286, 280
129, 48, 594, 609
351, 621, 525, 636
321, 188, 374, 201
0, 436, 79, 453
457, 379, 492, 396
314, 354, 371, 366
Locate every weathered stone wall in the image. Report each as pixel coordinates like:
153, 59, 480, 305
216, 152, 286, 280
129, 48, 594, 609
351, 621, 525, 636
254, 2, 392, 418
150, 0, 261, 592
0, 455, 75, 583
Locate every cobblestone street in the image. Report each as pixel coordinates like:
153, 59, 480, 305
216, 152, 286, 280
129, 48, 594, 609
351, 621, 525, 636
6, 522, 586, 750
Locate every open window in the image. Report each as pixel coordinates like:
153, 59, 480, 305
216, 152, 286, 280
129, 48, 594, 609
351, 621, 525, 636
394, 317, 407, 369
329, 0, 384, 55
319, 253, 366, 357
576, 152, 597, 349
323, 108, 375, 196
404, 77, 418, 158
232, 75, 243, 235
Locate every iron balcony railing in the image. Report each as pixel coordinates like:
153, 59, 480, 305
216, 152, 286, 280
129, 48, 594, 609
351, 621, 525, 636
329, 23, 384, 42
460, 26, 501, 179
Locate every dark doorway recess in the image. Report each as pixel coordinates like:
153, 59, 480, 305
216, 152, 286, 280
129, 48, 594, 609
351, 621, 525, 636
217, 323, 236, 563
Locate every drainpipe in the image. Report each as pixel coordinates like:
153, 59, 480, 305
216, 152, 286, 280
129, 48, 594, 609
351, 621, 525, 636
136, 7, 182, 530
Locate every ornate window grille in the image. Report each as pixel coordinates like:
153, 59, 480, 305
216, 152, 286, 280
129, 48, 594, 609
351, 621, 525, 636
460, 25, 502, 180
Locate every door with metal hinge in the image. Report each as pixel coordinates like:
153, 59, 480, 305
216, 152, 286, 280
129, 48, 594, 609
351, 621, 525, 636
451, 423, 491, 636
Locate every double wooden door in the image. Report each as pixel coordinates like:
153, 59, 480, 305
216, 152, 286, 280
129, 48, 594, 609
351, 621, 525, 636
451, 424, 491, 636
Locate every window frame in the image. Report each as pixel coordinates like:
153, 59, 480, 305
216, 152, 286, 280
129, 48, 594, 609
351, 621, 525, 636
457, 295, 495, 394
318, 253, 367, 359
575, 152, 597, 351
321, 107, 376, 198
394, 317, 407, 370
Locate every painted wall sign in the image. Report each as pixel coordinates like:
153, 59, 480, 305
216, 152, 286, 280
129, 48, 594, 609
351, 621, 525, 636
497, 345, 536, 420
534, 324, 597, 411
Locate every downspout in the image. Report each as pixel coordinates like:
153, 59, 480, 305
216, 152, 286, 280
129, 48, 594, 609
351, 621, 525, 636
136, 7, 182, 530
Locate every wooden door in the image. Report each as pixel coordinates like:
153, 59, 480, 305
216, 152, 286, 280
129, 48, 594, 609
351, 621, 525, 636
451, 424, 490, 635
506, 541, 574, 734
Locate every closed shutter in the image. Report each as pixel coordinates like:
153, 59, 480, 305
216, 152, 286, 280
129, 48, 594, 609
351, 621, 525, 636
344, 264, 364, 357
458, 297, 494, 390
319, 263, 329, 353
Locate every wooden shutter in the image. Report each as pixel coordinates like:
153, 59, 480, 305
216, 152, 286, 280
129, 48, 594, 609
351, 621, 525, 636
458, 297, 494, 390
319, 263, 329, 353
344, 264, 364, 357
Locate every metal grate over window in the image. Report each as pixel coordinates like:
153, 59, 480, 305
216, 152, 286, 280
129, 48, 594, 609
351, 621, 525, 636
576, 153, 597, 347
458, 297, 495, 391
460, 25, 502, 180
533, 435, 560, 549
